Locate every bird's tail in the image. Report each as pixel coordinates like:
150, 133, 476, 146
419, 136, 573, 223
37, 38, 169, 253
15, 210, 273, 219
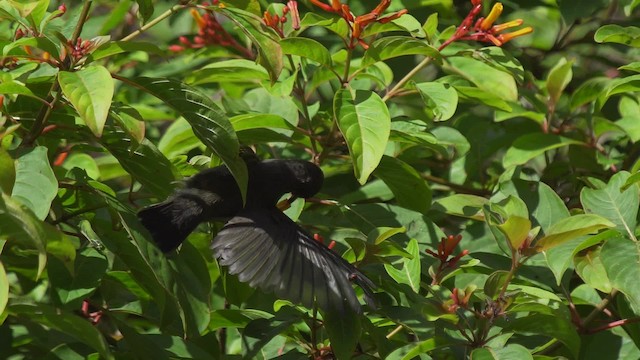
137, 191, 211, 252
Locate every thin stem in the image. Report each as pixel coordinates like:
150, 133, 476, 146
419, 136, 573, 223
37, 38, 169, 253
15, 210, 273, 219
311, 303, 318, 352
121, 4, 186, 41
342, 46, 353, 85
382, 56, 433, 102
421, 174, 491, 196
22, 83, 60, 146
287, 55, 319, 162
386, 325, 403, 339
72, 1, 93, 43
497, 253, 519, 299
586, 317, 640, 334
582, 289, 618, 327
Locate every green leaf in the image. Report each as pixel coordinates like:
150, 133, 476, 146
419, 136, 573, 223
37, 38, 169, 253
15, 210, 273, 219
600, 236, 640, 313
574, 244, 612, 293
448, 56, 518, 102
455, 85, 513, 111
157, 118, 200, 159
546, 57, 573, 105
502, 133, 584, 168
87, 41, 163, 62
362, 36, 440, 67
483, 270, 511, 300
10, 304, 114, 360
535, 214, 615, 251
432, 194, 487, 220
136, 0, 153, 22
497, 216, 531, 250
594, 24, 640, 47
414, 82, 458, 121
0, 80, 41, 101
323, 307, 361, 360
219, 7, 282, 82
470, 344, 534, 360
6, 0, 43, 18
570, 77, 610, 110
110, 105, 145, 144
187, 59, 269, 84
58, 66, 114, 137
49, 247, 108, 308
368, 226, 406, 245
0, 147, 15, 194
102, 131, 177, 198
280, 37, 332, 65
126, 77, 247, 201
374, 156, 431, 213
0, 261, 7, 316
384, 238, 421, 292
334, 87, 390, 185
11, 146, 57, 220
506, 313, 580, 358
581, 171, 639, 238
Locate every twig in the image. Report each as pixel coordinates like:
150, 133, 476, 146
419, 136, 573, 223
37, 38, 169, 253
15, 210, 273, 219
121, 4, 186, 41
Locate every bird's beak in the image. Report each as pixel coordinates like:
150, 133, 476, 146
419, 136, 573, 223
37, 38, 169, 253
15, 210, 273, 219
276, 195, 298, 211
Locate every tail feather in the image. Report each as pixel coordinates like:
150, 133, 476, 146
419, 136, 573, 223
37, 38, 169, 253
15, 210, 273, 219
138, 190, 216, 252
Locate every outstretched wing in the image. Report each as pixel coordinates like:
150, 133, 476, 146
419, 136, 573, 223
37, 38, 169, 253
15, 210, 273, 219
211, 208, 375, 313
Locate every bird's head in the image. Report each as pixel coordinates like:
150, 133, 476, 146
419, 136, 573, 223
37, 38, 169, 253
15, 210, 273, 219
285, 160, 324, 199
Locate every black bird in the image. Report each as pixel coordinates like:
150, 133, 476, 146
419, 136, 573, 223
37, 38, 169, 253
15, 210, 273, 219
138, 148, 375, 313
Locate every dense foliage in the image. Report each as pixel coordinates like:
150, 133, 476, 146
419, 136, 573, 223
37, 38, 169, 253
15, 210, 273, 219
1, 0, 640, 358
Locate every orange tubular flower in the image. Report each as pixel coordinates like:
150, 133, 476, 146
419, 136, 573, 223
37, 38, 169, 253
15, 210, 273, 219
310, 0, 408, 49
440, 0, 532, 51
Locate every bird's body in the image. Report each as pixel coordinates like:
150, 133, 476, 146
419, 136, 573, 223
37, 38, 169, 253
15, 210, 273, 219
138, 148, 375, 313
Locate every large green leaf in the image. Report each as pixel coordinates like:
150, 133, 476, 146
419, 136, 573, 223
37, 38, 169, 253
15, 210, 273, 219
448, 56, 518, 102
470, 344, 534, 360
280, 37, 332, 65
157, 118, 201, 159
102, 131, 177, 198
0, 147, 15, 194
505, 313, 580, 358
324, 307, 362, 360
49, 247, 108, 308
502, 133, 584, 168
58, 66, 114, 137
594, 24, 640, 47
581, 171, 639, 239
600, 236, 640, 313
334, 87, 390, 185
187, 59, 269, 84
497, 216, 531, 250
125, 77, 247, 200
362, 36, 440, 67
10, 304, 114, 360
535, 214, 615, 251
546, 57, 573, 106
574, 244, 612, 293
384, 238, 421, 292
414, 82, 458, 121
374, 156, 431, 213
219, 7, 282, 82
0, 261, 7, 317
432, 194, 487, 220
11, 146, 57, 220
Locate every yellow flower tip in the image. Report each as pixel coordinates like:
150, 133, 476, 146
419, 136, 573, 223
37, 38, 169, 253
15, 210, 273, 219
218, 2, 226, 8
480, 2, 504, 30
499, 26, 533, 43
491, 18, 523, 33
190, 9, 205, 27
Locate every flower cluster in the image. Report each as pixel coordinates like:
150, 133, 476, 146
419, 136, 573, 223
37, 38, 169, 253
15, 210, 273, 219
263, 1, 300, 37
310, 0, 407, 49
440, 0, 532, 49
426, 234, 469, 285
169, 2, 252, 58
313, 233, 336, 250
446, 287, 475, 313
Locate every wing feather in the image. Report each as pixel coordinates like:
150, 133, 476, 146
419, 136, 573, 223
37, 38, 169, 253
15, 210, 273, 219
212, 208, 376, 313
